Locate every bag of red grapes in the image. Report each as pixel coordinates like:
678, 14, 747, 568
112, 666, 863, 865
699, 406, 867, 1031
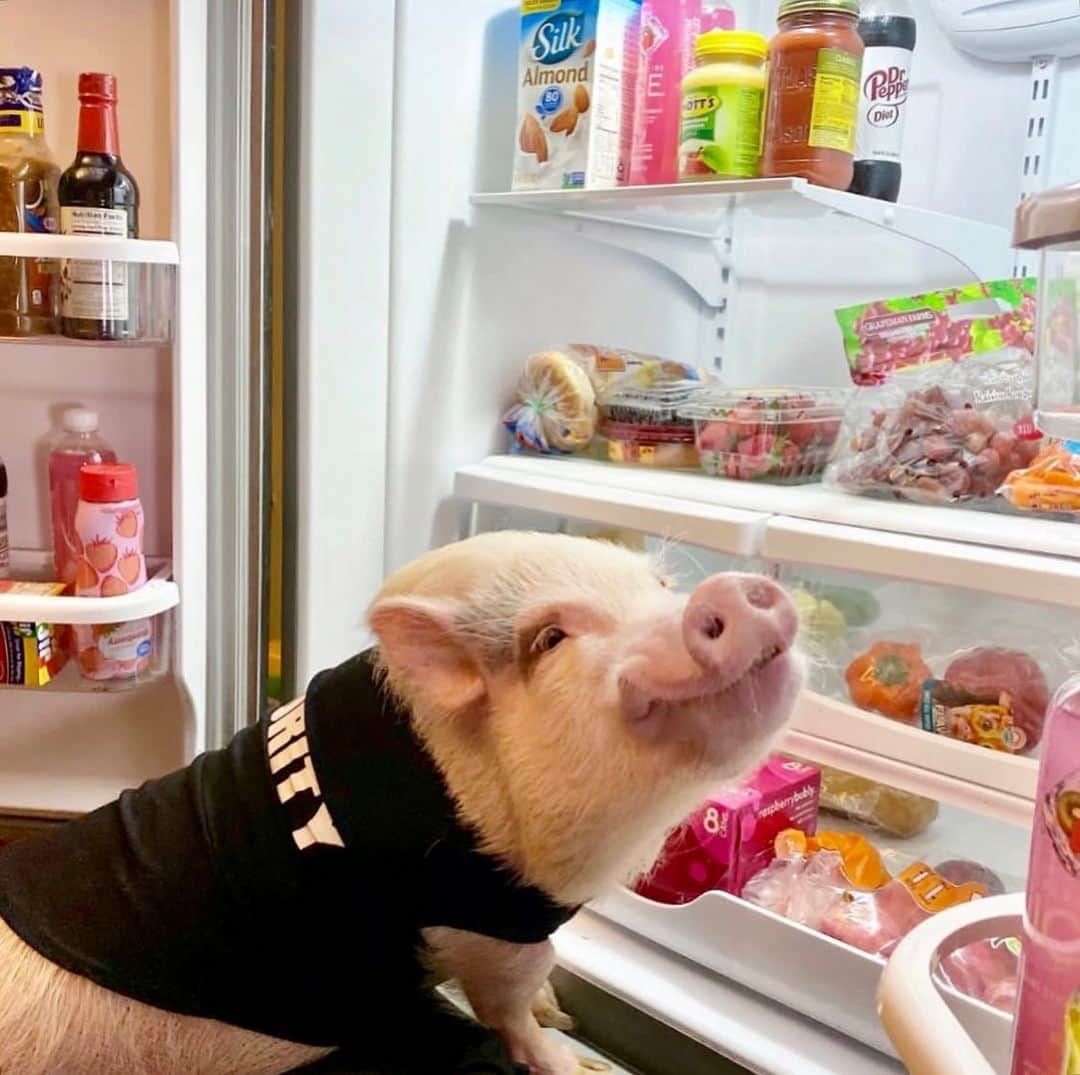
825, 349, 1043, 506
835, 279, 1037, 387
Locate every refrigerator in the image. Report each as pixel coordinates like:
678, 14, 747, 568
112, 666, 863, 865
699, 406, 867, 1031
2, 1, 1080, 1072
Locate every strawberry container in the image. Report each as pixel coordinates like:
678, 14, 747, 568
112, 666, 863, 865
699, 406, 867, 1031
681, 387, 849, 483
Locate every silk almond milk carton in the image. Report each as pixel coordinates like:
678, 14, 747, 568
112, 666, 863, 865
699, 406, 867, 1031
514, 0, 642, 190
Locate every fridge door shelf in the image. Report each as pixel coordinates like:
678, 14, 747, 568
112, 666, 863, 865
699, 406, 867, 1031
1, 552, 177, 693
0, 234, 178, 345
1, 551, 178, 624
588, 885, 1012, 1071
787, 692, 1038, 828
456, 455, 1080, 607
471, 181, 1009, 305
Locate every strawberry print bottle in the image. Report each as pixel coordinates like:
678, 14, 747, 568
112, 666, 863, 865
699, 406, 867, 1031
73, 463, 151, 680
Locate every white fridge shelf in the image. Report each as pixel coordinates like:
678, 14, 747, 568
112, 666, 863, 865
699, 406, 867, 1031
0, 234, 179, 264
456, 456, 1080, 607
0, 234, 177, 344
1, 551, 179, 625
555, 909, 904, 1075
456, 456, 769, 557
472, 181, 1009, 302
588, 885, 1011, 1069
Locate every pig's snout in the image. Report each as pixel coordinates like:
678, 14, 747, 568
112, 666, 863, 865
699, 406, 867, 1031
683, 575, 796, 676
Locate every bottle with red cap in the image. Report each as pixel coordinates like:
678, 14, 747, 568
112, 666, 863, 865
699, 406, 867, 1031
73, 462, 151, 680
58, 72, 140, 341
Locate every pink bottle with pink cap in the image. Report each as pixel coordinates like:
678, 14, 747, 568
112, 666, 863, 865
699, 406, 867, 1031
1010, 674, 1080, 1075
630, 0, 702, 185
72, 462, 152, 680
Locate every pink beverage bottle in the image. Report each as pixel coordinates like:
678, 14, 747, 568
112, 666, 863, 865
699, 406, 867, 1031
700, 1, 735, 30
1011, 674, 1080, 1075
72, 462, 151, 680
631, 0, 702, 185
47, 408, 116, 586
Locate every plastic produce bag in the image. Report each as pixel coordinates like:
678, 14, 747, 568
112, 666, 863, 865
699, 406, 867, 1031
834, 279, 1037, 386
819, 860, 990, 958
937, 938, 1020, 1013
503, 350, 598, 455
826, 349, 1043, 505
502, 344, 710, 456
1000, 439, 1080, 515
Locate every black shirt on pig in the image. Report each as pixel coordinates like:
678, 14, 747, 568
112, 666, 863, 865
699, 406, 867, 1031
0, 651, 577, 1048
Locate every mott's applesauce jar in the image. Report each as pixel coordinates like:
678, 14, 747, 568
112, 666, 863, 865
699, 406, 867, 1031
761, 0, 864, 190
678, 31, 769, 181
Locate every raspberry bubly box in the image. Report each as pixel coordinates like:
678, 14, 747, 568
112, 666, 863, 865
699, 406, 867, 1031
636, 755, 821, 903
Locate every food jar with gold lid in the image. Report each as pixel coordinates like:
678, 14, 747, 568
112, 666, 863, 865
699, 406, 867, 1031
761, 0, 864, 190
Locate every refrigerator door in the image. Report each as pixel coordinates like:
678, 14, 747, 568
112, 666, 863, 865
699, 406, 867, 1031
284, 0, 395, 694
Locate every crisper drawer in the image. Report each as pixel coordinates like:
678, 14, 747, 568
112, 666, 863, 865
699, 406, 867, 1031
590, 886, 1012, 1069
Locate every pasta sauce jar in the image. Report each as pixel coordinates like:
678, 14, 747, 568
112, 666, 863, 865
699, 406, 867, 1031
761, 0, 864, 190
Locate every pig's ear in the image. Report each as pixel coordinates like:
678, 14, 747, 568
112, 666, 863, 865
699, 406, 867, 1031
368, 596, 486, 714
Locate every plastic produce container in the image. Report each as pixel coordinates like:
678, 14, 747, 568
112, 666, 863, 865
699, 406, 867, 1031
681, 387, 848, 482
598, 382, 703, 469
1014, 181, 1080, 441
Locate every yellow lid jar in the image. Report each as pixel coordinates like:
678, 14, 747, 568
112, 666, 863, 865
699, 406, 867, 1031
678, 30, 769, 182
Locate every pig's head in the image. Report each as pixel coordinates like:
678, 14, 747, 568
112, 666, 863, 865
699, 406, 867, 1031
368, 532, 802, 907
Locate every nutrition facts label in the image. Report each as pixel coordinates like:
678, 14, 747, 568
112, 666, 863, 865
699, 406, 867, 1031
59, 206, 130, 320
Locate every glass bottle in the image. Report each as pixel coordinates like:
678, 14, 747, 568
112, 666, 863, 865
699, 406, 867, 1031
59, 73, 140, 341
0, 67, 60, 337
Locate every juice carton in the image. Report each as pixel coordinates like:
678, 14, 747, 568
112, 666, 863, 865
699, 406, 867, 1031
636, 755, 821, 903
0, 581, 67, 687
1011, 675, 1080, 1075
630, 0, 701, 186
513, 0, 642, 190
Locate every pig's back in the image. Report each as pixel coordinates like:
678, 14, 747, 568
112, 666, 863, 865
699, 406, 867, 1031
0, 652, 575, 1048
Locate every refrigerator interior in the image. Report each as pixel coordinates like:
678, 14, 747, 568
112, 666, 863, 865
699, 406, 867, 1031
374, 0, 1080, 1066
0, 0, 206, 815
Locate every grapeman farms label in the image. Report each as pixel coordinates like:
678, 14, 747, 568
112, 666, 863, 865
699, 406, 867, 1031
854, 45, 911, 164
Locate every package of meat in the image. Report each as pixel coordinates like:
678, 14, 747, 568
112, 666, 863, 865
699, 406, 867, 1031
919, 645, 1050, 755
826, 349, 1043, 505
818, 765, 939, 838
818, 860, 988, 958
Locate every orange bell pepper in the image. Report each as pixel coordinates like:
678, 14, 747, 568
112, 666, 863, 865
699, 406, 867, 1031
845, 641, 930, 722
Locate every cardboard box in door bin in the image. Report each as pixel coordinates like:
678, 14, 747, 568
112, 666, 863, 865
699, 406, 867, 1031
513, 0, 642, 190
637, 756, 821, 903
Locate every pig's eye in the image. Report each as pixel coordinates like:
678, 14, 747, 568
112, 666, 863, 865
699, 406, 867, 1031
530, 625, 568, 656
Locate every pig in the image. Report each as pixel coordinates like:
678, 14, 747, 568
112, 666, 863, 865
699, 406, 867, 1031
0, 532, 802, 1075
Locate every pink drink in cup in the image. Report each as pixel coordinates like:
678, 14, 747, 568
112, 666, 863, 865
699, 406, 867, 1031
72, 462, 152, 680
47, 408, 116, 586
1011, 675, 1080, 1075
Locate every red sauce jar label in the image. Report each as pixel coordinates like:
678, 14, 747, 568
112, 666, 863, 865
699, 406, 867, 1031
808, 47, 860, 152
